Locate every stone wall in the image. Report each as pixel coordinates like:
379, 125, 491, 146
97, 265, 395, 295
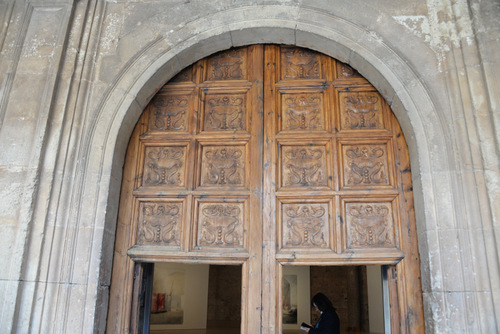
0, 0, 498, 332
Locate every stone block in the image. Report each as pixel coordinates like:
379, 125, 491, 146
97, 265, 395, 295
438, 229, 465, 292
416, 229, 431, 292
295, 24, 352, 64
0, 279, 19, 333
443, 292, 467, 332
422, 291, 444, 333
0, 167, 24, 226
43, 223, 72, 284
457, 228, 488, 291
474, 291, 498, 332
0, 225, 20, 279
65, 283, 88, 332
422, 229, 443, 292
173, 28, 233, 69
431, 173, 457, 231
92, 284, 110, 334
230, 25, 296, 46
99, 227, 117, 287
71, 226, 94, 285
15, 280, 36, 331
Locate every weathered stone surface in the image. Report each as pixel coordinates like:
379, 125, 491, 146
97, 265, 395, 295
0, 0, 498, 332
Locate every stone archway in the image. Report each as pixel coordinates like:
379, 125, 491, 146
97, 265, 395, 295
88, 11, 445, 333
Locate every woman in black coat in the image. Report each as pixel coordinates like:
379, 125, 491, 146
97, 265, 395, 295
302, 293, 340, 334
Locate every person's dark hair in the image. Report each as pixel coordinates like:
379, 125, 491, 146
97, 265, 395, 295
311, 292, 335, 312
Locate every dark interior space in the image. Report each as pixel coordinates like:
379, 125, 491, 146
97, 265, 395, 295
206, 265, 242, 330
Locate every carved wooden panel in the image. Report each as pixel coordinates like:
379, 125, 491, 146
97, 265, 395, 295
279, 143, 329, 188
280, 46, 321, 79
343, 200, 396, 249
110, 46, 423, 334
279, 201, 331, 249
206, 48, 247, 81
147, 92, 193, 133
279, 92, 326, 132
136, 200, 183, 246
338, 91, 384, 130
199, 144, 246, 187
195, 200, 246, 248
340, 142, 391, 188
141, 144, 187, 188
336, 62, 362, 79
201, 92, 247, 132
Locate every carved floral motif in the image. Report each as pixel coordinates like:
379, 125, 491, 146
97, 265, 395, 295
346, 203, 394, 248
149, 95, 189, 132
201, 146, 244, 186
282, 94, 323, 131
207, 49, 246, 80
340, 92, 383, 130
283, 204, 328, 248
281, 47, 320, 79
282, 146, 326, 187
198, 203, 244, 247
343, 145, 389, 186
143, 146, 185, 187
204, 94, 245, 131
137, 202, 182, 245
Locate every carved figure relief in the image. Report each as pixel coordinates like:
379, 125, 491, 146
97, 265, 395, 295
282, 203, 328, 248
282, 94, 324, 131
207, 49, 246, 80
339, 92, 383, 130
346, 203, 395, 248
282, 146, 327, 187
198, 203, 244, 247
148, 95, 189, 132
343, 145, 389, 187
281, 47, 320, 79
143, 146, 185, 187
204, 94, 246, 131
137, 202, 182, 246
201, 146, 245, 186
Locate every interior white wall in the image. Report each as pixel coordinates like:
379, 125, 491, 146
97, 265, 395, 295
151, 263, 210, 330
282, 266, 311, 330
367, 266, 384, 334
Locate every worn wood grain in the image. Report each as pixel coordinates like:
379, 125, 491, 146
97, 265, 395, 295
107, 45, 424, 334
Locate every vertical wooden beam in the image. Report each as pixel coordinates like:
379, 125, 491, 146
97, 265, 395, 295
262, 44, 279, 334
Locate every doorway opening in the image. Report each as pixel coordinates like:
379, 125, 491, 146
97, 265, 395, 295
141, 263, 390, 334
143, 263, 242, 334
281, 265, 390, 334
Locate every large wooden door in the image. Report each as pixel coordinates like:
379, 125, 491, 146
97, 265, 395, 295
107, 45, 424, 333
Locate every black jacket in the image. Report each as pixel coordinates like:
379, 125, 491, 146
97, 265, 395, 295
309, 309, 340, 334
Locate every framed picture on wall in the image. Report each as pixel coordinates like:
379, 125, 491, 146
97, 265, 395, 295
282, 266, 311, 330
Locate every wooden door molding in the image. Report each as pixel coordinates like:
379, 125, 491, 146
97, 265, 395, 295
107, 45, 424, 334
